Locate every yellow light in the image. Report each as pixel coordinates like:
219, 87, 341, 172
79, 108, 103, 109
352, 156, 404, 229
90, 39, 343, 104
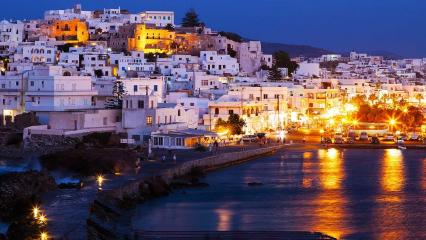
33, 206, 39, 219
353, 120, 359, 125
403, 108, 408, 113
319, 129, 325, 134
40, 232, 49, 240
344, 103, 357, 112
389, 119, 396, 126
38, 214, 47, 224
328, 119, 335, 125
97, 175, 104, 187
341, 118, 347, 124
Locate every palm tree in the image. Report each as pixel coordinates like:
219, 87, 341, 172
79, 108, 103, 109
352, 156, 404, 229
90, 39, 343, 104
368, 94, 378, 105
415, 93, 424, 107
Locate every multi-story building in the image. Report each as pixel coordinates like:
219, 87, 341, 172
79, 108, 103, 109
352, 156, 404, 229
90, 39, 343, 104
140, 11, 175, 27
49, 19, 89, 43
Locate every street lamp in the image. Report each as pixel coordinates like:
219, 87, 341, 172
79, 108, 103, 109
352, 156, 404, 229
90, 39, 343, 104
32, 206, 39, 219
389, 118, 396, 133
97, 175, 104, 190
40, 232, 49, 240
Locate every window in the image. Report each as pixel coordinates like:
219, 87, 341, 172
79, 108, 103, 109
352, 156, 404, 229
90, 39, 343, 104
263, 94, 268, 99
176, 138, 183, 146
201, 80, 208, 86
146, 116, 153, 125
190, 103, 194, 106
132, 135, 141, 141
30, 81, 34, 86
138, 100, 144, 109
214, 108, 219, 115
154, 85, 158, 91
229, 110, 234, 115
103, 117, 108, 125
178, 109, 181, 116
133, 85, 138, 92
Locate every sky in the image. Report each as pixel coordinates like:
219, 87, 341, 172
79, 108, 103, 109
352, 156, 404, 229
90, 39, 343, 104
2, 0, 426, 58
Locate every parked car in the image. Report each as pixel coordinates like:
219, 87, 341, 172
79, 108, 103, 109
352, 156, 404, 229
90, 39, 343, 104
395, 136, 404, 144
370, 136, 380, 144
242, 135, 258, 142
383, 133, 395, 141
399, 133, 408, 141
346, 137, 355, 144
408, 132, 421, 141
321, 137, 332, 144
359, 132, 369, 141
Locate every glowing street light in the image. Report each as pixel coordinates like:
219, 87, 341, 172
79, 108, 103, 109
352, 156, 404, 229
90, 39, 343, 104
40, 232, 49, 240
97, 175, 104, 190
389, 119, 396, 126
33, 206, 39, 219
38, 214, 47, 224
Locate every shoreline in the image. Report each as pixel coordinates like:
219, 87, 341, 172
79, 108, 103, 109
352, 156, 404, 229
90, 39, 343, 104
86, 145, 286, 240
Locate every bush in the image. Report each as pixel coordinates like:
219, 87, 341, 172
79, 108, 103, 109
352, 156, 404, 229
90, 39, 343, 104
82, 132, 112, 146
194, 143, 208, 152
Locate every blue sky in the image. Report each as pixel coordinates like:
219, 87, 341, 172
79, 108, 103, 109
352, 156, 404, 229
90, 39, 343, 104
3, 0, 426, 57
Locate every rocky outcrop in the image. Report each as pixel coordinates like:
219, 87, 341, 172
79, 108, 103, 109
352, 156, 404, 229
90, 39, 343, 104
0, 171, 57, 221
40, 148, 138, 176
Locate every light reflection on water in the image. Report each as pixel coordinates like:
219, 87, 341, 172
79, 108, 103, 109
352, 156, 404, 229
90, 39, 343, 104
382, 149, 404, 192
132, 148, 426, 239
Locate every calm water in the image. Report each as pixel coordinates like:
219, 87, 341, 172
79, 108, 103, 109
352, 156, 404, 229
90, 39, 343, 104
132, 147, 426, 240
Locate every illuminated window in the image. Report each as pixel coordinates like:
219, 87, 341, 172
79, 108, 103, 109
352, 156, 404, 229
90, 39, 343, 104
146, 116, 153, 125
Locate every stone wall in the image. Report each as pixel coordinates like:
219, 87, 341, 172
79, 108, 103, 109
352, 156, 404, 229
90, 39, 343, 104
24, 134, 79, 154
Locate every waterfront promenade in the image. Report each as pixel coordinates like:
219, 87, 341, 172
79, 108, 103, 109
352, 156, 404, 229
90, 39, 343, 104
42, 143, 284, 239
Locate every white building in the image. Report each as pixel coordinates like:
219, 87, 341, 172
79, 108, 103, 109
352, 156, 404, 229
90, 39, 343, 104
25, 66, 97, 123
118, 51, 155, 77
0, 20, 24, 43
296, 61, 320, 77
121, 94, 197, 142
15, 41, 57, 64
200, 51, 239, 76
44, 4, 93, 21
140, 11, 174, 27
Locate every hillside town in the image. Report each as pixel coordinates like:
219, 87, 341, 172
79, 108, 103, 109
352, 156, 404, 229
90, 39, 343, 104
1, 4, 426, 240
0, 4, 425, 150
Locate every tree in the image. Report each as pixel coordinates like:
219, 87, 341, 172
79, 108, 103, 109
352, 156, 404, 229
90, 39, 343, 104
144, 52, 168, 62
94, 69, 103, 78
164, 23, 175, 31
215, 113, 246, 135
273, 51, 299, 76
105, 81, 126, 109
267, 66, 283, 81
182, 9, 202, 27
227, 46, 237, 58
415, 93, 424, 106
219, 31, 243, 42
368, 94, 378, 104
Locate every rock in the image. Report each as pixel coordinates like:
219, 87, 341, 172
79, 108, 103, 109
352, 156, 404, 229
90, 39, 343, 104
40, 148, 138, 176
248, 182, 263, 186
0, 171, 57, 221
146, 177, 170, 197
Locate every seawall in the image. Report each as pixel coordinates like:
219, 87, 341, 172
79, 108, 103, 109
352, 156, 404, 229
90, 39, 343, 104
87, 145, 283, 240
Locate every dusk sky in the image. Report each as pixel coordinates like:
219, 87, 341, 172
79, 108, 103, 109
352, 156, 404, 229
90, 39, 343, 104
3, 0, 426, 57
